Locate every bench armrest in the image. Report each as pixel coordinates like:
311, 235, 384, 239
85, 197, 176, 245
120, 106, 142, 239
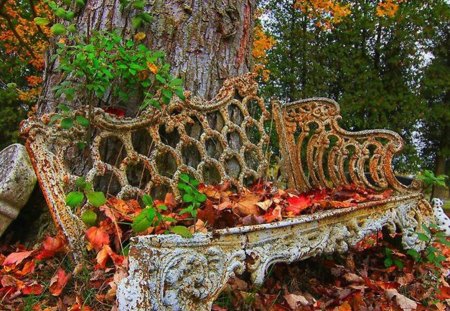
272, 98, 416, 193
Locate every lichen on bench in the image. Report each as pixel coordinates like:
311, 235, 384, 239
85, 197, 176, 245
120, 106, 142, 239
20, 74, 433, 310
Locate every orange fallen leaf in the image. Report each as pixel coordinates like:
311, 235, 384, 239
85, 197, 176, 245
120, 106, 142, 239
49, 267, 71, 296
86, 226, 110, 251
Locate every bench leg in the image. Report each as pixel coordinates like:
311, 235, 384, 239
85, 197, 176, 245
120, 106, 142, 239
117, 243, 246, 311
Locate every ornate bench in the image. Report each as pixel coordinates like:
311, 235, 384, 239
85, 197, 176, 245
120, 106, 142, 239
21, 74, 432, 310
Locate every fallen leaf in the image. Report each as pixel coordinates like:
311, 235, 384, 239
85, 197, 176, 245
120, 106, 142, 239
85, 226, 110, 251
385, 288, 417, 311
285, 194, 311, 215
256, 199, 273, 211
49, 268, 71, 296
22, 281, 44, 295
1, 275, 24, 289
234, 193, 260, 216
333, 301, 352, 311
35, 235, 66, 260
2, 250, 34, 267
343, 272, 364, 283
15, 260, 36, 276
284, 293, 309, 308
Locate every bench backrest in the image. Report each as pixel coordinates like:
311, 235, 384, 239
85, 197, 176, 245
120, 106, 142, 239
21, 73, 270, 250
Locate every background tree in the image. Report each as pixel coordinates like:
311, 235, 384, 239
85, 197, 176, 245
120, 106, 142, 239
0, 0, 50, 148
262, 0, 449, 173
420, 26, 450, 198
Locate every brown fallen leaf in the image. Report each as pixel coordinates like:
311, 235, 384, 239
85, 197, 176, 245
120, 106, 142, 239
385, 288, 417, 311
234, 193, 260, 216
284, 293, 310, 309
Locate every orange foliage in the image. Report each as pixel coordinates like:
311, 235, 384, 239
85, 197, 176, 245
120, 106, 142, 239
294, 0, 351, 27
0, 0, 50, 101
376, 0, 400, 18
252, 22, 276, 81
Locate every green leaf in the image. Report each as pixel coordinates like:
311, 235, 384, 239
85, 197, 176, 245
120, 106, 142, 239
155, 74, 166, 84
54, 8, 66, 18
182, 194, 194, 203
131, 16, 142, 29
50, 114, 62, 124
67, 24, 77, 33
157, 204, 167, 211
75, 115, 89, 127
132, 209, 152, 233
393, 259, 404, 269
86, 191, 106, 207
161, 88, 173, 100
169, 78, 183, 87
142, 194, 153, 207
34, 17, 50, 26
139, 12, 153, 23
417, 232, 430, 242
57, 104, 70, 112
132, 0, 145, 9
77, 141, 87, 150
179, 173, 190, 183
81, 210, 97, 226
407, 249, 420, 260
60, 118, 73, 129
195, 193, 207, 203
64, 11, 75, 20
51, 23, 66, 35
75, 177, 87, 189
75, 0, 85, 6
384, 257, 393, 268
174, 88, 185, 100
66, 191, 84, 208
170, 226, 193, 238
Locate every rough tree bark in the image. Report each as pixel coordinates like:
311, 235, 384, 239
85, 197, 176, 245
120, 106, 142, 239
38, 0, 256, 114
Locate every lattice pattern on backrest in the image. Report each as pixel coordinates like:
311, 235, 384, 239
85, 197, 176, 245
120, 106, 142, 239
272, 97, 410, 194
23, 74, 270, 200
21, 74, 270, 251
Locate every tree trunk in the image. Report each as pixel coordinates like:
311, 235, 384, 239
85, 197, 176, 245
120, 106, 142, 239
39, 0, 255, 114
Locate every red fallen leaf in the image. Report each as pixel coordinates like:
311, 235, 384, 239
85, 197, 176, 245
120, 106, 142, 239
285, 194, 311, 215
164, 192, 178, 208
105, 107, 125, 118
15, 260, 36, 276
49, 267, 71, 296
21, 281, 44, 295
436, 286, 450, 300
197, 200, 218, 226
309, 188, 328, 202
35, 235, 66, 260
2, 250, 34, 267
86, 226, 110, 251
